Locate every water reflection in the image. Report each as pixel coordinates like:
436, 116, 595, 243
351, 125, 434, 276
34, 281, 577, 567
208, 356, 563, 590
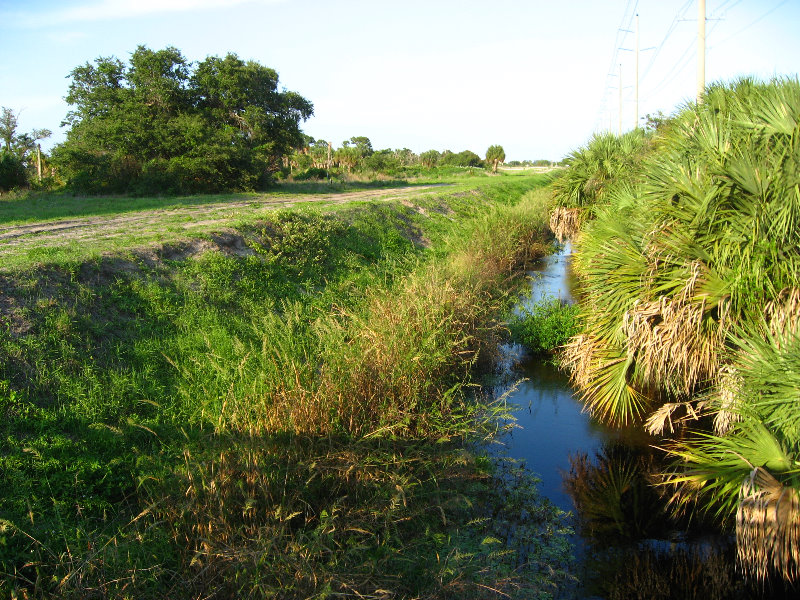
564, 442, 669, 543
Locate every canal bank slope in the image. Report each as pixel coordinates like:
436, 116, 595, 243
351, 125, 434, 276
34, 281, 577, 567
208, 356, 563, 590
0, 176, 574, 599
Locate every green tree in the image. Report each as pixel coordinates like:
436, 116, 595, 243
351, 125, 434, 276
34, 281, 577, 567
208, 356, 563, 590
346, 136, 373, 157
364, 149, 399, 172
419, 149, 440, 168
0, 151, 26, 191
392, 147, 416, 166
53, 45, 313, 194
440, 149, 482, 168
0, 107, 19, 152
485, 144, 506, 173
308, 139, 331, 168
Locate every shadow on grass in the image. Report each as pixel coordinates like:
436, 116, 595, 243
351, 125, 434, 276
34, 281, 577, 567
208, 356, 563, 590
0, 424, 573, 599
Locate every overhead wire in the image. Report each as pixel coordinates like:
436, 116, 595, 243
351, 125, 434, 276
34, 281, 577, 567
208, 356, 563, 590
709, 0, 741, 17
711, 0, 788, 48
594, 0, 639, 131
599, 0, 787, 131
643, 15, 724, 104
639, 0, 693, 83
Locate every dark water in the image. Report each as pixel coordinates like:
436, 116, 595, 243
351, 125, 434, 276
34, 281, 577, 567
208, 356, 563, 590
495, 245, 632, 514
498, 358, 605, 512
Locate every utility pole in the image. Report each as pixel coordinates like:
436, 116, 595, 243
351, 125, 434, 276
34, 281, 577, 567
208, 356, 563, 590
635, 14, 640, 128
37, 144, 42, 183
698, 0, 706, 103
618, 63, 623, 134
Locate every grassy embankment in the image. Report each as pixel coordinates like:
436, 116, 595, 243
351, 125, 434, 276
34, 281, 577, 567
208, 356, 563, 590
0, 174, 573, 598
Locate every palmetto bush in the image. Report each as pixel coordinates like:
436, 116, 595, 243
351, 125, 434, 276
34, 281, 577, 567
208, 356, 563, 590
560, 77, 800, 581
549, 129, 649, 241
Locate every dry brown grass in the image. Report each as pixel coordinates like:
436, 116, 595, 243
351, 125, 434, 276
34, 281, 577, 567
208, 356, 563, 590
645, 400, 708, 436
765, 287, 800, 338
622, 262, 730, 398
134, 434, 489, 598
560, 333, 601, 396
210, 264, 510, 439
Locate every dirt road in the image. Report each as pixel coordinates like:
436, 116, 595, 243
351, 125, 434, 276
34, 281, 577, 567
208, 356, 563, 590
0, 184, 449, 259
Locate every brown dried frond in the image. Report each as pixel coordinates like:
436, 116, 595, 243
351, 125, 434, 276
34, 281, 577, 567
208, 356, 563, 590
713, 366, 743, 435
560, 333, 599, 391
737, 467, 800, 582
645, 400, 707, 435
621, 262, 729, 396
764, 287, 800, 340
549, 207, 582, 243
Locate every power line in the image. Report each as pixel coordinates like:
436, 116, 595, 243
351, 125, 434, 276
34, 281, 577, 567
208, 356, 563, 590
642, 15, 724, 104
595, 0, 644, 130
594, 0, 640, 131
711, 0, 788, 48
709, 0, 741, 18
640, 0, 693, 84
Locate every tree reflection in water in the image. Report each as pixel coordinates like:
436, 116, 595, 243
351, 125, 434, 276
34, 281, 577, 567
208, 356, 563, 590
561, 441, 787, 600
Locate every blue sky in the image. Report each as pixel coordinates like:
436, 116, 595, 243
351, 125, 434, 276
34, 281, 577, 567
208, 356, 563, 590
1, 0, 798, 161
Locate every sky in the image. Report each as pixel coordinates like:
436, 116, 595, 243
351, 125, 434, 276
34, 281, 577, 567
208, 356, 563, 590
1, 0, 798, 162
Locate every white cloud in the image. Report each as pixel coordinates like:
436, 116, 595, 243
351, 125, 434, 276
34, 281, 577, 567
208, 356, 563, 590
9, 0, 285, 27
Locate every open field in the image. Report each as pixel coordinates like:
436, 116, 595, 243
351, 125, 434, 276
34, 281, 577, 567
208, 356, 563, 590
0, 182, 458, 271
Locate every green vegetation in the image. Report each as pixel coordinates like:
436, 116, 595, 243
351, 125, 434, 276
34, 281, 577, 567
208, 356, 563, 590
288, 140, 490, 181
508, 297, 580, 356
485, 145, 506, 174
553, 77, 800, 583
0, 176, 573, 597
548, 129, 648, 242
0, 45, 522, 197
0, 179, 464, 272
51, 46, 313, 194
0, 107, 52, 192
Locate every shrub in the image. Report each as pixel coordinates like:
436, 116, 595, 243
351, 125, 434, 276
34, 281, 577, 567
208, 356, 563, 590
0, 151, 28, 191
293, 166, 328, 181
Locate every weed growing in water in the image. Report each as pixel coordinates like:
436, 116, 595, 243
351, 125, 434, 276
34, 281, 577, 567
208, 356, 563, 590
508, 296, 580, 358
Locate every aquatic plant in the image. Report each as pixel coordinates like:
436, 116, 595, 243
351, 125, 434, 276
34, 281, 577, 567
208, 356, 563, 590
508, 296, 580, 356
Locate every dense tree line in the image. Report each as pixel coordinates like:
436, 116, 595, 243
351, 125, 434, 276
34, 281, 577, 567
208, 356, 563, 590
4, 44, 524, 194
288, 138, 503, 180
51, 46, 313, 194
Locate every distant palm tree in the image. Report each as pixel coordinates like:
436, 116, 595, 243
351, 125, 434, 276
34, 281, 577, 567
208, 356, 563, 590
485, 144, 505, 173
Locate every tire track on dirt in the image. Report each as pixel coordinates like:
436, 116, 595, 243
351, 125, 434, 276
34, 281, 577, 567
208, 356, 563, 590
0, 184, 450, 255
